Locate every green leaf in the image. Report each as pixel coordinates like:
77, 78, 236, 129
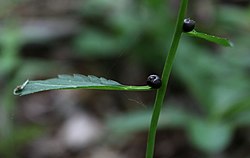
186, 30, 233, 47
187, 120, 233, 153
13, 74, 152, 96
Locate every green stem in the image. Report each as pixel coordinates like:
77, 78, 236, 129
145, 1, 188, 158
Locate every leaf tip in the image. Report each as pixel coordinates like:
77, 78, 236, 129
13, 79, 29, 96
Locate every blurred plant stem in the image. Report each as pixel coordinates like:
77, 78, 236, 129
145, 0, 188, 158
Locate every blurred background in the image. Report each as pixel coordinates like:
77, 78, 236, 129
0, 0, 250, 158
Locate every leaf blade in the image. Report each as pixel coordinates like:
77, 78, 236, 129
13, 74, 152, 96
186, 30, 233, 47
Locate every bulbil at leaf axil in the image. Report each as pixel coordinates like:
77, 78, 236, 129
147, 74, 162, 89
183, 18, 196, 32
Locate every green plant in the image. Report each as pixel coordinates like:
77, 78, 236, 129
13, 0, 232, 157
106, 11, 250, 155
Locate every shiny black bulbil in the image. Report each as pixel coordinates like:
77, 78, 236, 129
147, 74, 162, 89
183, 18, 196, 32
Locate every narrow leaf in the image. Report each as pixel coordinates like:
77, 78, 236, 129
186, 30, 233, 47
13, 74, 152, 96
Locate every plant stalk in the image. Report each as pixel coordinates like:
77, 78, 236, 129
145, 0, 188, 158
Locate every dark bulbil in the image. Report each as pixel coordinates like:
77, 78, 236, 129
183, 18, 196, 32
147, 74, 162, 89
